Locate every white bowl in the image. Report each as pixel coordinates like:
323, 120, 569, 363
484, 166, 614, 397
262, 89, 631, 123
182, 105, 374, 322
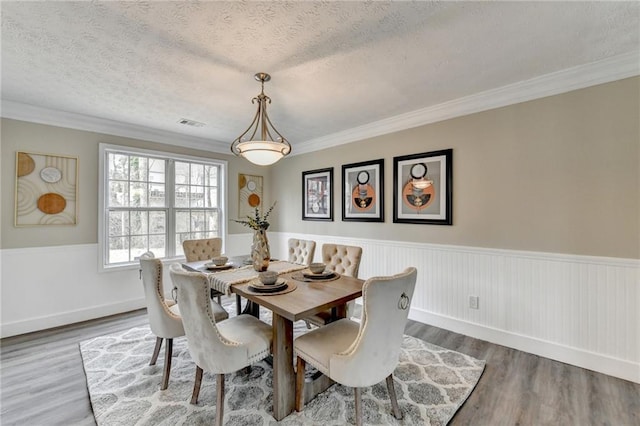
309, 263, 325, 274
259, 271, 278, 285
211, 256, 228, 266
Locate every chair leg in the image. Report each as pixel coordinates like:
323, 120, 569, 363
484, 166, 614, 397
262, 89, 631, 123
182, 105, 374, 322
160, 338, 173, 390
216, 294, 221, 304
191, 366, 203, 404
295, 356, 306, 412
386, 374, 402, 419
354, 387, 363, 426
150, 337, 163, 365
216, 373, 225, 426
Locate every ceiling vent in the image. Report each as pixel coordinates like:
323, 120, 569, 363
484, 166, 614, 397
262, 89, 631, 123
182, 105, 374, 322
178, 118, 205, 127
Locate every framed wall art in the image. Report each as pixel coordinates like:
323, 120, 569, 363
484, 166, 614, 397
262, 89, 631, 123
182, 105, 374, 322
393, 149, 452, 225
302, 167, 333, 221
238, 173, 263, 218
342, 158, 384, 222
15, 151, 78, 226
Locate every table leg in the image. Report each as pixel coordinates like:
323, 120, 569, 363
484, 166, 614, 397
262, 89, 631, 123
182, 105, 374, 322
241, 299, 260, 318
272, 312, 294, 420
333, 303, 347, 321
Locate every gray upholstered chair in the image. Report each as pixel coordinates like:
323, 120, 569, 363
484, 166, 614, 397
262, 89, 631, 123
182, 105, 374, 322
304, 243, 363, 327
169, 264, 273, 425
288, 238, 316, 265
182, 238, 224, 304
294, 267, 417, 426
139, 252, 228, 390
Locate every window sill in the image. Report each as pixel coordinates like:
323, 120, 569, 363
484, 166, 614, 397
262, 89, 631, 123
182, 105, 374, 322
99, 256, 186, 273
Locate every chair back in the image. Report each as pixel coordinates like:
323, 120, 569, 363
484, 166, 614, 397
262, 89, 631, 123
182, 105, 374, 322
322, 244, 363, 278
288, 238, 316, 265
182, 238, 222, 261
139, 252, 184, 338
168, 264, 251, 374
330, 267, 417, 388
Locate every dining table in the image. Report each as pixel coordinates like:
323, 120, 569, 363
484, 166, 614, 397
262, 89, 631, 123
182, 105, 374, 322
182, 257, 364, 421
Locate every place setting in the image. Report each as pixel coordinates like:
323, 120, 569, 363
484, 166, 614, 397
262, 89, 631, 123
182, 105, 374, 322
247, 270, 297, 295
203, 255, 233, 271
292, 262, 340, 282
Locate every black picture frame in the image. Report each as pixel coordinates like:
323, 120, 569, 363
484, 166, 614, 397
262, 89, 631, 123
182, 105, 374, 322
393, 149, 452, 225
342, 158, 384, 222
302, 167, 333, 221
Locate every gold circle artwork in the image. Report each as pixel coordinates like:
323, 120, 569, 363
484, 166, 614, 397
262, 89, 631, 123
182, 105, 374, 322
17, 153, 35, 177
238, 174, 247, 188
248, 193, 261, 207
37, 193, 67, 214
402, 182, 434, 211
351, 184, 375, 211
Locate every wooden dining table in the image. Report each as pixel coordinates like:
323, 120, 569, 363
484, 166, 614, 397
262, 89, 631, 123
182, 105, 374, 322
182, 258, 364, 421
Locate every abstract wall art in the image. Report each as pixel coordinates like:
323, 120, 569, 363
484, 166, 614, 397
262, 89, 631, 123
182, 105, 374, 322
342, 158, 384, 222
238, 173, 263, 219
15, 151, 78, 226
393, 149, 452, 225
302, 167, 333, 221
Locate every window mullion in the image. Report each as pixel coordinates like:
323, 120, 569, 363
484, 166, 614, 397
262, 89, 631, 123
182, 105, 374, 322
127, 155, 132, 263
166, 159, 176, 258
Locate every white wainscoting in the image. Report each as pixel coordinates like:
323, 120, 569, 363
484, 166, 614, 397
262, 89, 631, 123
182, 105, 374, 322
270, 232, 639, 384
1, 243, 143, 338
2, 233, 637, 383
0, 233, 252, 339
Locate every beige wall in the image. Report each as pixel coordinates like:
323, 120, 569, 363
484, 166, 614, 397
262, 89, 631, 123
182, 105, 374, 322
0, 120, 271, 249
272, 77, 639, 259
2, 77, 638, 257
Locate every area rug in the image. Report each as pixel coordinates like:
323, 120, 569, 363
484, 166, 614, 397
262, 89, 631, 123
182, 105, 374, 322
80, 301, 485, 425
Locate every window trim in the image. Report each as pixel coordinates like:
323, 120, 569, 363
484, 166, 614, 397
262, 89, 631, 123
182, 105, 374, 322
98, 143, 227, 272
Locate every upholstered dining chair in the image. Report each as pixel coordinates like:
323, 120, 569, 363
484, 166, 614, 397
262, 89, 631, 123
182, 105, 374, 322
304, 243, 363, 327
182, 237, 224, 304
169, 264, 273, 426
288, 238, 316, 265
182, 237, 223, 261
139, 252, 229, 390
322, 243, 363, 278
294, 267, 417, 426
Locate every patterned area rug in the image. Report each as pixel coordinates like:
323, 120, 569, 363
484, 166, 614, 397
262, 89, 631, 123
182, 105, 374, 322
80, 300, 485, 425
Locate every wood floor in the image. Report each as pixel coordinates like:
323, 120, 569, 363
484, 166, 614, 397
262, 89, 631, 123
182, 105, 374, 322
1, 301, 638, 425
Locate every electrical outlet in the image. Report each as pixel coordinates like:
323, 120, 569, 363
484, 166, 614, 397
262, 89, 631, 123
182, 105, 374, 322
469, 295, 479, 309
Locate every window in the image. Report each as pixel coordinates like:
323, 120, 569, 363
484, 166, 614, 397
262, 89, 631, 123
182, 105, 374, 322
99, 144, 226, 270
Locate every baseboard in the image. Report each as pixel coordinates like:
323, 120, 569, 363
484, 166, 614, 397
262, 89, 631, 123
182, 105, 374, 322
408, 307, 640, 384
0, 298, 146, 338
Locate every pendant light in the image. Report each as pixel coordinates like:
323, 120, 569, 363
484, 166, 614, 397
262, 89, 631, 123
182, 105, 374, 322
230, 73, 291, 166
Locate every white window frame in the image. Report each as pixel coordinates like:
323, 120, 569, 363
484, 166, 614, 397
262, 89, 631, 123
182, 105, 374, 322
98, 143, 227, 272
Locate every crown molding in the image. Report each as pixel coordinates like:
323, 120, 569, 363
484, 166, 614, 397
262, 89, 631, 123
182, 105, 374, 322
0, 100, 229, 153
294, 51, 640, 155
2, 52, 638, 156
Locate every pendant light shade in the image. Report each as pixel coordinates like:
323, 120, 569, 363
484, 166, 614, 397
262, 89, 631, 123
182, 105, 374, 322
231, 73, 291, 166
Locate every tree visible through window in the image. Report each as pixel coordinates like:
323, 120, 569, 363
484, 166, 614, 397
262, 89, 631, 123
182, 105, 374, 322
100, 145, 225, 268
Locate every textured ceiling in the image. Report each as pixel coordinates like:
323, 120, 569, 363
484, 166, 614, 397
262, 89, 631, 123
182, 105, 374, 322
1, 1, 639, 154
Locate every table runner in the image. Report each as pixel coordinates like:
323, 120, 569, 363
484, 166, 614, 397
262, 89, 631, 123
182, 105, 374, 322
207, 260, 306, 295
